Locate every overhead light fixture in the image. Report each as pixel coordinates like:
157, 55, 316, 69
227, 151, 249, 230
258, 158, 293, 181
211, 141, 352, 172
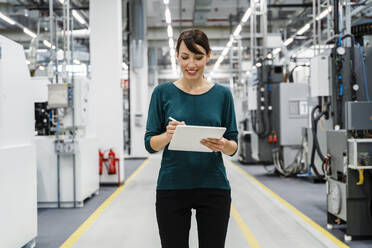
0, 12, 16, 25
233, 24, 242, 37
39, 66, 45, 71
73, 59, 81, 64
58, 0, 64, 3
209, 7, 252, 80
43, 40, 52, 48
266, 53, 273, 59
226, 38, 233, 48
216, 56, 224, 67
256, 62, 262, 67
221, 47, 229, 57
23, 28, 37, 38
122, 62, 128, 70
241, 8, 252, 23
296, 23, 310, 35
165, 8, 171, 24
316, 6, 332, 21
273, 48, 281, 55
167, 25, 173, 38
164, 2, 176, 73
284, 37, 294, 46
72, 10, 86, 25
170, 48, 176, 57
169, 38, 174, 48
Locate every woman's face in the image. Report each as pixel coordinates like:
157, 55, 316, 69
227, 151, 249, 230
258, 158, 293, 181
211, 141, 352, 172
177, 41, 210, 81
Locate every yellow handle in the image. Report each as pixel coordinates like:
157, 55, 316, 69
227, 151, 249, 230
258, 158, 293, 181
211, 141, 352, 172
356, 169, 364, 186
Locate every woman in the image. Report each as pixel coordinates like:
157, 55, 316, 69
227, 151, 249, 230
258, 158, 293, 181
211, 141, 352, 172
144, 29, 238, 248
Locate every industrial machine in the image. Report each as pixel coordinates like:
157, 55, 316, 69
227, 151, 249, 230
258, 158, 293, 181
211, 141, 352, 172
326, 103, 372, 241
270, 83, 309, 176
0, 35, 37, 248
34, 77, 100, 208
32, 1, 101, 208
246, 63, 310, 176
248, 64, 284, 164
306, 22, 372, 239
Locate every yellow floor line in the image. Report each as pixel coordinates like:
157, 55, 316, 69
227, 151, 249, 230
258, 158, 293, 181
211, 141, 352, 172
228, 160, 349, 248
60, 158, 150, 248
231, 204, 262, 248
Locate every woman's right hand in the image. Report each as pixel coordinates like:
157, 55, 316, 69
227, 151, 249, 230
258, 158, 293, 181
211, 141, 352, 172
165, 120, 185, 142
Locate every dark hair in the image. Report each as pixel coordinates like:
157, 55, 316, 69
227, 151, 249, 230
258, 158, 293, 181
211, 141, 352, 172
176, 29, 211, 55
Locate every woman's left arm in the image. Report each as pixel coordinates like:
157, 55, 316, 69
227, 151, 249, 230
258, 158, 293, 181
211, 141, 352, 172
200, 137, 237, 156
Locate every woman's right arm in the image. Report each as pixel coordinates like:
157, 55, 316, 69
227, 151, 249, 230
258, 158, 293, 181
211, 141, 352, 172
144, 86, 186, 153
150, 120, 185, 152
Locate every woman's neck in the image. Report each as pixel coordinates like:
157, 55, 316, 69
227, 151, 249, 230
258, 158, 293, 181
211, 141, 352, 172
179, 77, 207, 90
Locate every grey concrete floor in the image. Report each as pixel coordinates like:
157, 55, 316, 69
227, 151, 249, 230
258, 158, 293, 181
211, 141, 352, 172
68, 154, 347, 248
36, 158, 145, 248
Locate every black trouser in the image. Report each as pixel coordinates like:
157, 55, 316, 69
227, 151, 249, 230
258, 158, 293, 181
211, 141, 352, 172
156, 188, 231, 248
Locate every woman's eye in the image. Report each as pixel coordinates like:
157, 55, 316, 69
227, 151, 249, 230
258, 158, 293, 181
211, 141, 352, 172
181, 57, 188, 60
196, 57, 203, 60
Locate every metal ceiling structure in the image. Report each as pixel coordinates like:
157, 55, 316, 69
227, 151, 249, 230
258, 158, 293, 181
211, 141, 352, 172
0, 0, 371, 66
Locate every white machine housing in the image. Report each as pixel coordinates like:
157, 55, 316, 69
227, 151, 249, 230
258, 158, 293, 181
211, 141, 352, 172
36, 136, 99, 208
310, 50, 332, 97
34, 77, 100, 208
0, 35, 37, 248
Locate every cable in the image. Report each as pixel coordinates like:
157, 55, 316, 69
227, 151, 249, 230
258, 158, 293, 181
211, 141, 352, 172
358, 45, 370, 102
309, 105, 326, 179
288, 64, 310, 83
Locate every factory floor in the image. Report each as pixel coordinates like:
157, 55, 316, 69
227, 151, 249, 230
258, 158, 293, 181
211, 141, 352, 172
37, 155, 372, 248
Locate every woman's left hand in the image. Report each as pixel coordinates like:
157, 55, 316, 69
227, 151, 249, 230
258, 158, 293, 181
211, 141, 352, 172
200, 137, 227, 152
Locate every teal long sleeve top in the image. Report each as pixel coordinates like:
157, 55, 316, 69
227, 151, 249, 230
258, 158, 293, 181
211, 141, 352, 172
144, 82, 238, 190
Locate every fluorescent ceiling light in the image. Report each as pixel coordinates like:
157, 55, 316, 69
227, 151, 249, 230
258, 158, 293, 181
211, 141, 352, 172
170, 48, 175, 57
297, 23, 310, 35
23, 28, 37, 38
122, 62, 128, 70
165, 8, 171, 24
58, 0, 64, 3
241, 8, 252, 23
233, 24, 242, 37
0, 12, 16, 25
273, 48, 281, 55
43, 40, 52, 48
163, 0, 169, 4
169, 38, 174, 48
284, 37, 294, 46
316, 7, 332, 21
73, 59, 81, 64
167, 25, 173, 38
72, 10, 86, 25
216, 56, 224, 66
221, 47, 229, 57
227, 39, 233, 48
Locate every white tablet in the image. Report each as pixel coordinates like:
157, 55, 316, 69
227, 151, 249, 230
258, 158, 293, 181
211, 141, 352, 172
168, 125, 227, 152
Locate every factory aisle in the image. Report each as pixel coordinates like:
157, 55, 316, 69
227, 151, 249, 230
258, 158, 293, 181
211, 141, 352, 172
62, 155, 347, 248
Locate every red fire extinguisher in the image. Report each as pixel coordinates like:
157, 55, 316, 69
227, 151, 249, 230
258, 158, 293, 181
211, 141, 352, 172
99, 150, 104, 175
98, 148, 121, 187
108, 149, 117, 174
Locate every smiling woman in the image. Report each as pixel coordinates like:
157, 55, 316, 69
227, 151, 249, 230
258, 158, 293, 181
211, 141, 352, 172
144, 29, 239, 248
176, 30, 210, 83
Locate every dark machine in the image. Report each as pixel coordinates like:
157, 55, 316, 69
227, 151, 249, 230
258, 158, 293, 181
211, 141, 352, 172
250, 64, 284, 164
34, 102, 55, 136
311, 20, 372, 240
